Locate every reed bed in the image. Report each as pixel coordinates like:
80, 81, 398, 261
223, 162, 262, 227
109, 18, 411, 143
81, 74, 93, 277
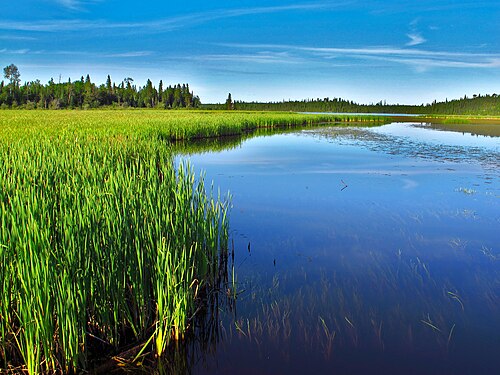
0, 110, 385, 142
0, 111, 239, 373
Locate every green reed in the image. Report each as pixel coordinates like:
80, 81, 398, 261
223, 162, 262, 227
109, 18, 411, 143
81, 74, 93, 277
0, 114, 232, 373
0, 109, 385, 142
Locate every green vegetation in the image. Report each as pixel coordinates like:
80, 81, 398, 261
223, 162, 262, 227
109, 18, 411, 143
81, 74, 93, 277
4, 63, 500, 116
171, 126, 330, 156
0, 109, 381, 373
203, 94, 500, 116
0, 112, 230, 373
0, 110, 385, 142
1, 64, 200, 109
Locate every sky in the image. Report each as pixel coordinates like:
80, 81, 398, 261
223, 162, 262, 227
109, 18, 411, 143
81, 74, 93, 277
1, 0, 500, 104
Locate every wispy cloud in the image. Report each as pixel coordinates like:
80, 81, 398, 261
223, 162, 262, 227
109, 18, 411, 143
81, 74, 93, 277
371, 1, 500, 15
406, 33, 426, 46
217, 43, 500, 71
0, 48, 30, 54
0, 20, 100, 32
55, 0, 100, 12
103, 51, 153, 58
190, 51, 302, 65
221, 43, 499, 59
0, 48, 152, 58
406, 18, 426, 46
205, 68, 275, 76
56, 0, 81, 10
0, 2, 346, 32
380, 56, 500, 70
0, 35, 37, 41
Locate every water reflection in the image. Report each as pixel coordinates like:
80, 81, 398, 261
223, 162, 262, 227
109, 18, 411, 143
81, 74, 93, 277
172, 123, 499, 374
309, 123, 499, 170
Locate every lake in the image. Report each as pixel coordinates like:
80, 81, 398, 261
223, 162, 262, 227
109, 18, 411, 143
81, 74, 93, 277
174, 122, 499, 374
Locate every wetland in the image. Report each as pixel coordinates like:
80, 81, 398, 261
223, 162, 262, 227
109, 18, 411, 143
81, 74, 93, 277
0, 111, 498, 374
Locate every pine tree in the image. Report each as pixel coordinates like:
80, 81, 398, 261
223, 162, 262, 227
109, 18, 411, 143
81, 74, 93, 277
106, 75, 112, 92
158, 80, 163, 103
226, 93, 233, 110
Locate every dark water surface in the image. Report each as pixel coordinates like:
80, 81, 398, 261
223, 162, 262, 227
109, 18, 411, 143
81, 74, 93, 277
175, 123, 499, 374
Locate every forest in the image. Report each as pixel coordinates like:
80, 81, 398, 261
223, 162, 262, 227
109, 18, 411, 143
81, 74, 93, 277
2, 63, 500, 115
1, 64, 200, 109
204, 94, 500, 116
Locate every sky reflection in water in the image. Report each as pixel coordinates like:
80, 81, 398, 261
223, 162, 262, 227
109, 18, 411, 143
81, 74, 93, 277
175, 123, 499, 374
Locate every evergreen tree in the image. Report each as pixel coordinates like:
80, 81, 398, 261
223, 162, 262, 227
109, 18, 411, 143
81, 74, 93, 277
143, 79, 155, 107
106, 75, 112, 92
225, 93, 233, 110
158, 80, 163, 104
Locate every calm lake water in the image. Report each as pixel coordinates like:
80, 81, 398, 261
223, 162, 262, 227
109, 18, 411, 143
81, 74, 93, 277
174, 122, 499, 374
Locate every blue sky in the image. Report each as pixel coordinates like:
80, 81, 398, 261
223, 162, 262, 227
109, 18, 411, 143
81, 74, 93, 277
1, 1, 499, 104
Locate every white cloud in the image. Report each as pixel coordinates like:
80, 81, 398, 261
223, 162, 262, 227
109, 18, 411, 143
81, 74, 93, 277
190, 51, 302, 65
392, 57, 500, 69
56, 0, 80, 10
406, 33, 426, 46
0, 48, 30, 54
222, 43, 499, 59
217, 43, 500, 71
1, 48, 152, 59
0, 20, 98, 32
405, 18, 426, 46
0, 35, 36, 41
55, 0, 100, 11
0, 2, 347, 32
103, 51, 153, 58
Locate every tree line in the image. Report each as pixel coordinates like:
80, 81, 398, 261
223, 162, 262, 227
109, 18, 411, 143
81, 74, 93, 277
1, 64, 201, 109
3, 63, 499, 115
204, 94, 500, 116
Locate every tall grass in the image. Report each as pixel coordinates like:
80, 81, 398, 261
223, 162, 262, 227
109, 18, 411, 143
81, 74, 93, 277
0, 110, 385, 142
0, 114, 231, 373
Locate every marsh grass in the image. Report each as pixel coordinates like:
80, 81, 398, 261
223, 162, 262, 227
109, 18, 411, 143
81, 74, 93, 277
0, 110, 385, 142
0, 112, 236, 373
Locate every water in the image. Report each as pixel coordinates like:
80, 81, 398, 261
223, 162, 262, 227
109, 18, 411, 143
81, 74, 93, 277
174, 122, 499, 374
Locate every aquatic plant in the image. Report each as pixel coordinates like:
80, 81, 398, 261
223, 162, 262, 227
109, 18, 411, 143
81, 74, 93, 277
0, 109, 385, 142
0, 113, 233, 373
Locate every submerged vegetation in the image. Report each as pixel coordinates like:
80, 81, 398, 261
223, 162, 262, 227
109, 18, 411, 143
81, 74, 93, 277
216, 245, 500, 374
173, 123, 499, 374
